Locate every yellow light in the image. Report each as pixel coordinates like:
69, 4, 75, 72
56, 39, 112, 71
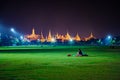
51, 38, 56, 42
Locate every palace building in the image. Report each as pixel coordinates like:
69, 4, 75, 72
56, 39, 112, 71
84, 32, 96, 41
25, 28, 39, 41
24, 28, 95, 42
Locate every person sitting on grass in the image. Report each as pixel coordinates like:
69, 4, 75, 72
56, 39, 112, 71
76, 49, 88, 57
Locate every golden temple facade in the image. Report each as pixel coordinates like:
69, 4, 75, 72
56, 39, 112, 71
84, 32, 96, 41
25, 28, 95, 42
25, 28, 39, 41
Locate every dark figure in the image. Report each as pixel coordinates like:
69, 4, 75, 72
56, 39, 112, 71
77, 49, 88, 56
78, 49, 83, 56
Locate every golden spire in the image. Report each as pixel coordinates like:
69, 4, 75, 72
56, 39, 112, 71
47, 30, 52, 42
32, 28, 35, 35
40, 32, 45, 42
25, 28, 39, 41
48, 30, 52, 38
65, 31, 71, 40
90, 32, 93, 38
74, 33, 81, 41
85, 32, 95, 41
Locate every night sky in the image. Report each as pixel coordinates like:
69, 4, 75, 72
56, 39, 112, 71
0, 0, 120, 38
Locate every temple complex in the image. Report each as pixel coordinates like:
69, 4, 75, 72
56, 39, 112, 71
25, 28, 96, 42
25, 28, 39, 41
84, 32, 96, 41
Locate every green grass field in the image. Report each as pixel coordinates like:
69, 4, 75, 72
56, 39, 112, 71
0, 46, 120, 80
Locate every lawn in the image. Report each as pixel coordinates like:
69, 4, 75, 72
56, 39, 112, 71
0, 46, 120, 80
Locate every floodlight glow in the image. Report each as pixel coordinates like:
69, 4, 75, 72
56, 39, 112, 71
105, 35, 113, 45
69, 38, 73, 42
37, 39, 40, 41
20, 36, 23, 39
51, 38, 56, 42
10, 28, 15, 33
107, 35, 112, 39
27, 40, 30, 42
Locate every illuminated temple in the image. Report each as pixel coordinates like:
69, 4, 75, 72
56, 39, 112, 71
25, 28, 96, 42
46, 30, 52, 42
74, 33, 81, 41
84, 32, 96, 41
25, 28, 39, 41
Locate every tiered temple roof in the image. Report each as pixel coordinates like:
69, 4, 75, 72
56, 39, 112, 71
25, 28, 96, 42
74, 33, 81, 41
25, 28, 39, 41
65, 32, 71, 40
85, 32, 96, 41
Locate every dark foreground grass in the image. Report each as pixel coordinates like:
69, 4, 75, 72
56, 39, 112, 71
0, 46, 120, 80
